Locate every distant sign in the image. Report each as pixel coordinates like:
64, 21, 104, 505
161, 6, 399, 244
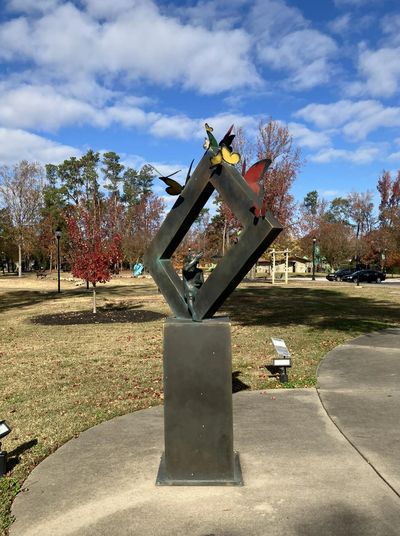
271, 337, 291, 357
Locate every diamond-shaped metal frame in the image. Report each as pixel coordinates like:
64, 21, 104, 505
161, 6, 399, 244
144, 149, 283, 321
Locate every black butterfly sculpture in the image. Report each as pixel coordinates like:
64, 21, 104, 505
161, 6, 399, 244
150, 159, 194, 196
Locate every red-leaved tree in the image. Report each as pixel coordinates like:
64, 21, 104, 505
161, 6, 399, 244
67, 199, 122, 313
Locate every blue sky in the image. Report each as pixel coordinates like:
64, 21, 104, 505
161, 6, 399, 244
0, 0, 400, 209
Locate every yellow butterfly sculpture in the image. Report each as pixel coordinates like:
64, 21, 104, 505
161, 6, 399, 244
204, 123, 241, 166
210, 145, 241, 166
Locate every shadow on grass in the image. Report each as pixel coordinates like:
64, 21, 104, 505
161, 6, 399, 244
32, 304, 166, 325
6, 439, 38, 472
0, 283, 159, 314
232, 371, 250, 393
3, 282, 400, 334
224, 286, 400, 333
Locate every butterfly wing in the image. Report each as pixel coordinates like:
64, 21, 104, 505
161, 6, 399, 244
205, 123, 218, 147
219, 124, 235, 150
151, 164, 181, 180
221, 145, 240, 165
185, 159, 194, 184
210, 150, 223, 166
244, 158, 271, 217
244, 159, 271, 194
160, 176, 183, 196
241, 158, 247, 177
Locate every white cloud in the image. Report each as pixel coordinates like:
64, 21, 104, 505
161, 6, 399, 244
334, 0, 378, 7
0, 0, 260, 96
381, 13, 400, 45
0, 84, 101, 130
287, 122, 331, 149
248, 0, 304, 37
100, 6, 260, 94
319, 190, 342, 198
205, 113, 258, 137
257, 29, 337, 89
311, 145, 381, 164
149, 111, 258, 141
149, 115, 200, 141
328, 14, 351, 34
295, 99, 400, 140
176, 0, 246, 31
0, 83, 157, 131
248, 0, 338, 89
0, 128, 80, 165
351, 47, 400, 98
0, 81, 259, 145
388, 151, 400, 162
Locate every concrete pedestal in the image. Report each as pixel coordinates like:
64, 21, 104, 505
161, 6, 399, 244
156, 317, 242, 485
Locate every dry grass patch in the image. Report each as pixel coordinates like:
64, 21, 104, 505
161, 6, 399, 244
1, 273, 400, 533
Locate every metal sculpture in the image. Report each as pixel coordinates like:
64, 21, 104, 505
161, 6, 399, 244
182, 250, 204, 321
145, 125, 282, 486
145, 126, 282, 322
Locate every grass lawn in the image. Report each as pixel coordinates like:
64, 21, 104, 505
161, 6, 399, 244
1, 272, 400, 533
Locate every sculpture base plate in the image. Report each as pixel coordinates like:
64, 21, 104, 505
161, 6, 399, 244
156, 451, 243, 486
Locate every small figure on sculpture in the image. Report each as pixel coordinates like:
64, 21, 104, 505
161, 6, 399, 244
182, 250, 204, 322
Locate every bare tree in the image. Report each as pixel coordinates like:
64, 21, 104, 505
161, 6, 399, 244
0, 161, 44, 276
256, 120, 301, 230
348, 191, 374, 239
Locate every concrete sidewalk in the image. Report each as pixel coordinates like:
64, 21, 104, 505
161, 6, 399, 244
317, 328, 400, 495
10, 329, 400, 536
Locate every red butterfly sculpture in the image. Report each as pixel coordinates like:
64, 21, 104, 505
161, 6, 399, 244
243, 158, 272, 218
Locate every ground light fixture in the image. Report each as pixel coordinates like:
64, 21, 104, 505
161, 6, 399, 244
55, 227, 62, 293
0, 420, 12, 477
271, 337, 291, 384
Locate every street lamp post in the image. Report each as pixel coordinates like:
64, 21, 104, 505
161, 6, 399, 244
312, 237, 317, 281
55, 228, 61, 293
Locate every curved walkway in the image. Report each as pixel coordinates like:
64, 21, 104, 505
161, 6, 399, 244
10, 329, 400, 536
317, 328, 400, 497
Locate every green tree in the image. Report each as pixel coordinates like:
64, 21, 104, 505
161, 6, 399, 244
81, 150, 101, 202
303, 190, 319, 216
122, 165, 154, 206
325, 197, 351, 225
57, 156, 84, 205
102, 151, 124, 198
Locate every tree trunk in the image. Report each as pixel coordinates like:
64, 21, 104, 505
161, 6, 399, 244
92, 284, 97, 314
49, 252, 53, 273
222, 221, 227, 255
18, 243, 22, 277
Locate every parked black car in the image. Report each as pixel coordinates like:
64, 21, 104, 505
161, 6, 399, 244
341, 269, 386, 284
326, 268, 357, 281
